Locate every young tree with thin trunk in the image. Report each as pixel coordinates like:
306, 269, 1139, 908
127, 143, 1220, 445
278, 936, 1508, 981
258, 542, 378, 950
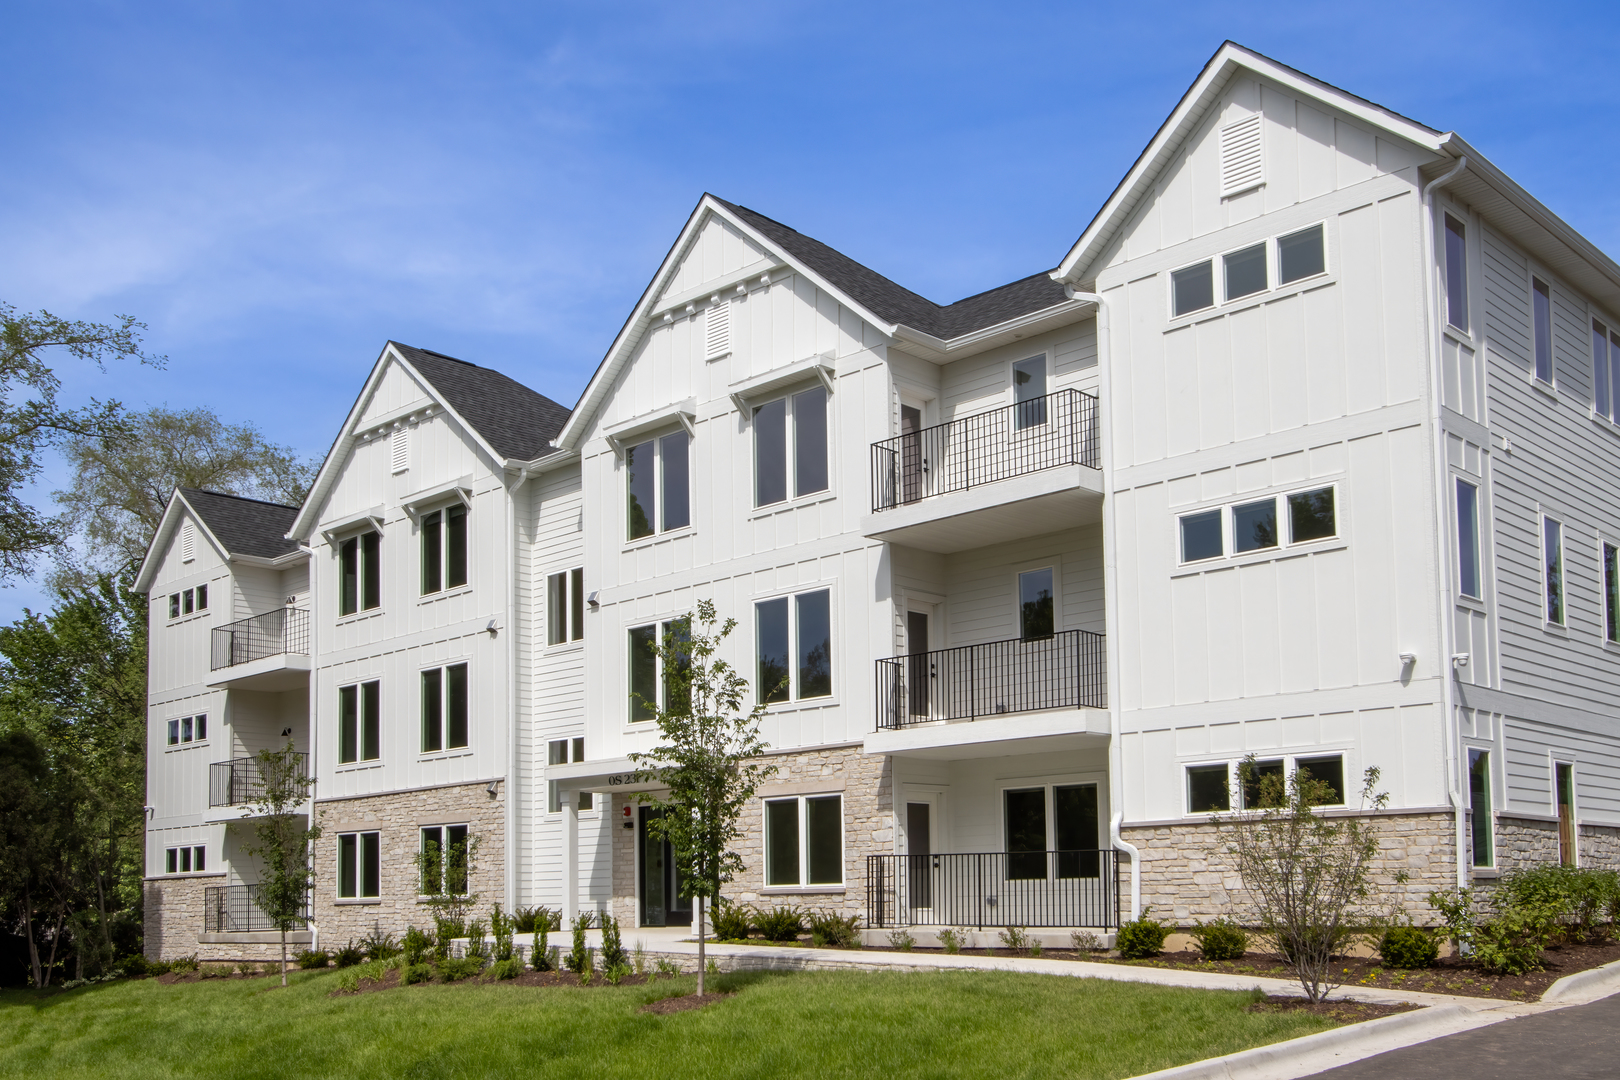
237, 742, 319, 986
628, 600, 776, 997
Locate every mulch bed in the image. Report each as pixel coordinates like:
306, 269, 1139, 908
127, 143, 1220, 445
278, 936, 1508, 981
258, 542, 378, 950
1245, 995, 1417, 1022
639, 992, 734, 1014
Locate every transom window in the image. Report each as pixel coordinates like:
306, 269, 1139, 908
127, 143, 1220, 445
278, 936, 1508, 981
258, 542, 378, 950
546, 568, 585, 645
165, 845, 205, 874
337, 831, 381, 899
421, 504, 468, 594
421, 662, 469, 752
168, 585, 208, 620
626, 431, 690, 540
1177, 485, 1339, 565
754, 387, 828, 507
628, 618, 690, 722
166, 714, 207, 746
338, 681, 380, 764
339, 531, 380, 616
1171, 224, 1326, 318
1003, 784, 1100, 880
1186, 754, 1345, 813
764, 794, 843, 887
756, 589, 832, 704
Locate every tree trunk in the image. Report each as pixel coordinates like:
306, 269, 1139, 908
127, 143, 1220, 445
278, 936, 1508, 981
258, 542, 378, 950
696, 895, 705, 997
280, 929, 288, 987
22, 887, 43, 989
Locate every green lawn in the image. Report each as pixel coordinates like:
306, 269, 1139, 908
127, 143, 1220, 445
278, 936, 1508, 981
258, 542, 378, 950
0, 968, 1342, 1079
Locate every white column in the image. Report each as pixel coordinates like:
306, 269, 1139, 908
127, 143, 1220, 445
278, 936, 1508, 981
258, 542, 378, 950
562, 791, 579, 926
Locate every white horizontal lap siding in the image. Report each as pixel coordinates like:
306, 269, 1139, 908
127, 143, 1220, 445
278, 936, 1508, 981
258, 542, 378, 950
917, 747, 1111, 853
1503, 718, 1620, 825
937, 323, 1099, 423
925, 530, 1104, 648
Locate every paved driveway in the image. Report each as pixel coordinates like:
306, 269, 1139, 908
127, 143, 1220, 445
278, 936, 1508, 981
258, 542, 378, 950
1306, 992, 1620, 1079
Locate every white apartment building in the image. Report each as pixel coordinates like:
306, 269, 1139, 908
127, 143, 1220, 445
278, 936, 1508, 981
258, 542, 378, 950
140, 43, 1620, 958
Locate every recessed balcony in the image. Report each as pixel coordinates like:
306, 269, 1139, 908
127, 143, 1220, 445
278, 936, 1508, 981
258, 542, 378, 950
208, 753, 309, 810
207, 608, 310, 690
862, 389, 1102, 553
203, 883, 309, 933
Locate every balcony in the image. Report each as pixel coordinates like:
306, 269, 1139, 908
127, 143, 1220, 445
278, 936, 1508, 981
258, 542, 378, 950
203, 883, 309, 933
864, 389, 1102, 553
207, 608, 310, 690
866, 850, 1119, 929
209, 753, 309, 809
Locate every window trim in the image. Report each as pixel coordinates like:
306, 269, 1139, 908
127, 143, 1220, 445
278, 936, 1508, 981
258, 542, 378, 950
1552, 757, 1579, 867
337, 680, 381, 766
1443, 211, 1470, 334
626, 616, 691, 725
624, 427, 694, 545
419, 502, 469, 597
165, 713, 208, 748
1541, 512, 1566, 628
546, 568, 586, 647
1602, 535, 1620, 646
1182, 752, 1350, 816
163, 845, 207, 876
1168, 222, 1329, 324
1530, 275, 1554, 387
1175, 482, 1342, 568
1467, 747, 1494, 870
761, 792, 845, 892
751, 386, 832, 511
1455, 477, 1483, 601
753, 586, 836, 708
420, 661, 471, 755
1013, 561, 1060, 642
997, 780, 1105, 876
417, 823, 472, 897
337, 528, 382, 618
336, 830, 382, 901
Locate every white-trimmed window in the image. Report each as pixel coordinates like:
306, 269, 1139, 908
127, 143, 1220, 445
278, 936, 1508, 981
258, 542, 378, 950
1017, 567, 1055, 641
764, 794, 843, 887
546, 568, 585, 645
628, 618, 690, 722
337, 831, 380, 899
1177, 485, 1338, 566
1543, 515, 1565, 625
338, 531, 380, 616
1529, 277, 1553, 385
420, 504, 467, 595
421, 662, 469, 752
1468, 749, 1493, 869
1605, 542, 1619, 645
1012, 355, 1048, 430
1171, 260, 1214, 318
1172, 225, 1326, 321
1003, 783, 1101, 880
1277, 224, 1325, 285
338, 681, 380, 764
626, 430, 690, 540
1456, 479, 1481, 600
419, 824, 470, 895
165, 845, 205, 874
754, 387, 828, 507
166, 714, 207, 746
546, 737, 591, 813
1594, 319, 1620, 422
755, 589, 832, 704
1223, 243, 1267, 301
1444, 214, 1469, 332
167, 585, 208, 620
1185, 753, 1346, 814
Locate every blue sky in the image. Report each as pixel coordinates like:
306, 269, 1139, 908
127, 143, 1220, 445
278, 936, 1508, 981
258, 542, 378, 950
2, 0, 1617, 618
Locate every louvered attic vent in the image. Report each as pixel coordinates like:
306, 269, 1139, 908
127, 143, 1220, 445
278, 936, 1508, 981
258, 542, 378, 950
180, 521, 195, 562
1219, 113, 1265, 198
705, 296, 731, 360
391, 427, 409, 473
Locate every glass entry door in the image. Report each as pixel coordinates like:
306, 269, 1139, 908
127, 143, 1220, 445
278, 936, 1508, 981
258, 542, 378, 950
639, 807, 692, 927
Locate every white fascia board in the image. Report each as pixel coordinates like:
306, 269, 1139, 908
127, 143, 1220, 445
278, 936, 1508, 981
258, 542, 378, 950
727, 356, 835, 418
385, 348, 506, 470
554, 196, 899, 453
601, 398, 698, 453
1052, 42, 1445, 285
132, 489, 191, 594
892, 298, 1095, 363
502, 449, 579, 475
229, 549, 311, 571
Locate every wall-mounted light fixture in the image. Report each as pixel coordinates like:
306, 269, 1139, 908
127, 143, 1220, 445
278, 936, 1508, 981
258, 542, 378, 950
486, 780, 499, 797
586, 591, 600, 609
1451, 653, 1470, 669
486, 619, 499, 637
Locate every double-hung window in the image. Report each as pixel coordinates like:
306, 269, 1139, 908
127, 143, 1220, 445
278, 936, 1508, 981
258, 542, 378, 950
1444, 214, 1469, 332
755, 589, 832, 704
1543, 515, 1565, 625
546, 568, 585, 645
1468, 749, 1493, 868
421, 504, 468, 594
337, 831, 381, 899
421, 662, 469, 752
1456, 479, 1481, 600
419, 824, 470, 895
339, 531, 381, 616
764, 794, 843, 887
1594, 320, 1620, 422
627, 617, 691, 722
337, 681, 380, 764
626, 431, 690, 540
754, 387, 828, 507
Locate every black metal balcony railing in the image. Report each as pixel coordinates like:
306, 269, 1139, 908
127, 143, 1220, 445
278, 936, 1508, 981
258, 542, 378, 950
203, 883, 308, 933
870, 388, 1100, 513
209, 753, 309, 808
210, 607, 310, 671
875, 628, 1105, 730
866, 850, 1120, 929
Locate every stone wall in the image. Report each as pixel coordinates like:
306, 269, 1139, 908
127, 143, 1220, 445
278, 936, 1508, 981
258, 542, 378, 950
1489, 816, 1620, 874
144, 874, 313, 962
311, 780, 506, 946
1122, 810, 1459, 925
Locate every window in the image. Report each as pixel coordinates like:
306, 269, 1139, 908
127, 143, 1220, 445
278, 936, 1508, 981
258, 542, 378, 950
546, 568, 585, 645
1233, 497, 1278, 554
1277, 224, 1325, 285
1241, 759, 1286, 808
1457, 480, 1481, 600
764, 794, 842, 887
421, 504, 467, 594
754, 387, 828, 507
1018, 567, 1054, 641
1004, 784, 1100, 879
169, 593, 180, 619
755, 589, 832, 705
419, 824, 470, 895
1171, 261, 1214, 317
1179, 508, 1223, 563
627, 618, 690, 722
626, 431, 691, 540
1543, 516, 1565, 625
1224, 243, 1267, 301
339, 531, 380, 616
1288, 487, 1337, 543
337, 832, 381, 899
546, 738, 592, 813
1468, 749, 1492, 868
169, 585, 207, 618
1606, 543, 1619, 644
1012, 356, 1048, 430
1180, 486, 1337, 567
1295, 755, 1345, 804
1444, 214, 1468, 331
338, 681, 380, 764
1594, 320, 1620, 422
1187, 765, 1229, 813
165, 846, 204, 874
1556, 762, 1576, 866
166, 714, 206, 746
421, 662, 469, 752
1529, 278, 1553, 384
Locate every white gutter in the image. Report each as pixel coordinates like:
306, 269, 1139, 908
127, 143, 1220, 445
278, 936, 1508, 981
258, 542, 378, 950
1063, 285, 1140, 922
504, 466, 531, 913
1419, 155, 1471, 892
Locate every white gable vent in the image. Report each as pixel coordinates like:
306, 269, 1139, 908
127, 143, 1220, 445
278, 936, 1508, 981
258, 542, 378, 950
391, 426, 409, 473
180, 521, 195, 563
705, 295, 731, 361
1219, 113, 1265, 197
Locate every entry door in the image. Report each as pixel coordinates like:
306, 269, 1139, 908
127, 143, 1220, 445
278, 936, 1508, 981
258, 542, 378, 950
639, 807, 692, 927
904, 797, 938, 917
900, 403, 925, 504
906, 609, 931, 720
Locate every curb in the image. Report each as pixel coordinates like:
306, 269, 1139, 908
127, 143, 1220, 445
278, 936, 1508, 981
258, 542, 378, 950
1540, 956, 1620, 1003
1125, 1005, 1476, 1080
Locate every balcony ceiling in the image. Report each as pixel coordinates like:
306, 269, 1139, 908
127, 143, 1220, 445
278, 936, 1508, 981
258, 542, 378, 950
863, 707, 1110, 760
206, 653, 312, 691
861, 465, 1103, 553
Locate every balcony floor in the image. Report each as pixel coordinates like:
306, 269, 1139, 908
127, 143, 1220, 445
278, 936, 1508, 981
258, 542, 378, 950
864, 707, 1110, 759
207, 652, 311, 690
861, 464, 1103, 553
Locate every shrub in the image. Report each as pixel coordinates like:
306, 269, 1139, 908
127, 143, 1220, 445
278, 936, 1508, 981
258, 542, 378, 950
489, 958, 523, 981
170, 955, 199, 974
1497, 866, 1620, 944
600, 913, 628, 970
1474, 905, 1556, 976
294, 950, 330, 970
333, 940, 366, 968
198, 963, 232, 979
709, 897, 752, 941
1379, 924, 1438, 969
1117, 909, 1170, 960
1428, 887, 1477, 952
438, 957, 484, 982
937, 928, 965, 954
998, 926, 1031, 955
360, 927, 399, 961
1029, 937, 1043, 958
235, 961, 257, 976
807, 909, 860, 948
530, 925, 552, 971
563, 914, 591, 973
490, 904, 516, 962
755, 905, 804, 943
433, 917, 465, 961
887, 929, 916, 951
464, 920, 490, 962
511, 906, 560, 933
401, 962, 433, 985
1070, 930, 1103, 953
1188, 918, 1248, 961
402, 926, 432, 966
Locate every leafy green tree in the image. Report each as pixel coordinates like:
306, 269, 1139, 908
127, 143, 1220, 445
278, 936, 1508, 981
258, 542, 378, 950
236, 742, 319, 987
0, 303, 163, 581
629, 600, 776, 996
54, 404, 315, 585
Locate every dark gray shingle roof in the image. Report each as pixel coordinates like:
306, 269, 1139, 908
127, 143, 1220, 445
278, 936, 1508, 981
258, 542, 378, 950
180, 489, 301, 559
711, 198, 1071, 340
389, 342, 572, 461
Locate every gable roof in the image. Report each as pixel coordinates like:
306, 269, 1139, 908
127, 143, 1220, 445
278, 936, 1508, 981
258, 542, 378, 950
179, 489, 301, 560
387, 342, 572, 461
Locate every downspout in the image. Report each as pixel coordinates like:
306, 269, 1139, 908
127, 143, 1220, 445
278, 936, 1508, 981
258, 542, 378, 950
1419, 155, 1471, 892
506, 468, 532, 914
304, 543, 319, 954
1064, 285, 1140, 923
